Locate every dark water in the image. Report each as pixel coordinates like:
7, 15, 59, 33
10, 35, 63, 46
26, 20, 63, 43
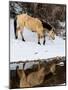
10, 57, 66, 89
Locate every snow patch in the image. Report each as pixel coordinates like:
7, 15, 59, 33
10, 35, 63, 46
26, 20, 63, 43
10, 19, 65, 62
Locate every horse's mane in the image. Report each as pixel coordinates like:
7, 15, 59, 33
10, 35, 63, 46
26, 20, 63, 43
41, 20, 52, 30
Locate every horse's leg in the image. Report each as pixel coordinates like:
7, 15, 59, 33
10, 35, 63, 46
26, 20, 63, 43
14, 17, 18, 39
43, 34, 46, 45
38, 34, 41, 45
20, 30, 25, 42
16, 28, 19, 39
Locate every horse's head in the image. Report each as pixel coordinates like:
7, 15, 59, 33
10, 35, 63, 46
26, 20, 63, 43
49, 27, 56, 40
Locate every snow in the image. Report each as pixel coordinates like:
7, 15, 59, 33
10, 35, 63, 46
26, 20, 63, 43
56, 20, 65, 28
57, 62, 64, 66
59, 83, 66, 86
59, 21, 65, 28
14, 3, 22, 14
10, 61, 39, 70
10, 19, 65, 62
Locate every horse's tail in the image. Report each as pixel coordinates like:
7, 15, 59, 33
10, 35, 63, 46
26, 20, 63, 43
14, 16, 17, 39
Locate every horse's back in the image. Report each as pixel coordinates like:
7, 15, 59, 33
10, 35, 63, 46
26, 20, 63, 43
17, 13, 43, 28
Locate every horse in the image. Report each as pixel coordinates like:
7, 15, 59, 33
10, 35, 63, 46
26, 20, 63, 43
16, 61, 56, 88
14, 13, 55, 45
16, 61, 45, 88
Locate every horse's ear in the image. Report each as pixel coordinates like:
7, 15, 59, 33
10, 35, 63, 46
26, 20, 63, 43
53, 29, 54, 32
52, 27, 55, 32
53, 27, 57, 36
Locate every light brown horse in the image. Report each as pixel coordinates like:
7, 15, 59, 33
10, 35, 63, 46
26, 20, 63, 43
16, 62, 45, 88
14, 13, 55, 45
16, 61, 56, 88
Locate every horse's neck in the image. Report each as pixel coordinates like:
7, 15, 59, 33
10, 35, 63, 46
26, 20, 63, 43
36, 67, 45, 84
20, 71, 29, 88
17, 69, 26, 80
17, 69, 22, 79
22, 69, 26, 77
21, 70, 27, 82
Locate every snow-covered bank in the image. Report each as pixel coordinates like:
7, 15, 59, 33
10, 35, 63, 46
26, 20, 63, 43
10, 19, 65, 62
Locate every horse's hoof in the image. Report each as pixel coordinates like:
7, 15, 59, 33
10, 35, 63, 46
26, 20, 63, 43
43, 43, 45, 45
15, 36, 18, 39
38, 42, 41, 45
22, 39, 25, 42
23, 40, 25, 42
43, 41, 45, 45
